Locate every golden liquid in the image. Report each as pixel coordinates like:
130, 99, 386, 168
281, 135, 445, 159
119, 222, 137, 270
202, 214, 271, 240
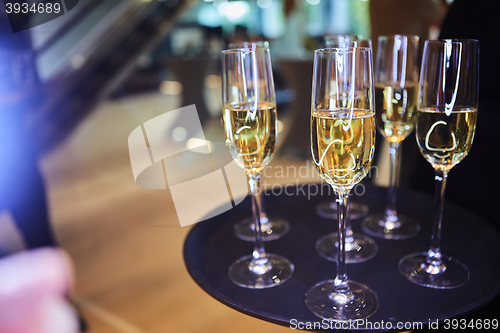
223, 102, 277, 174
416, 108, 477, 172
311, 109, 375, 188
375, 83, 418, 143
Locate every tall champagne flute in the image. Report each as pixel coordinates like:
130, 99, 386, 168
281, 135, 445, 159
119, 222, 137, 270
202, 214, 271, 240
315, 36, 378, 264
319, 34, 372, 219
227, 42, 290, 242
362, 35, 421, 239
305, 47, 379, 320
221, 48, 294, 288
398, 39, 479, 289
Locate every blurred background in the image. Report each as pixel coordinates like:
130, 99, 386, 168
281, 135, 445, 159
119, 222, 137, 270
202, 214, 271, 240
7, 0, 497, 332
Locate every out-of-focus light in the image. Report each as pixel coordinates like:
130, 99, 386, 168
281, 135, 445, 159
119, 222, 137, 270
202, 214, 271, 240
257, 0, 272, 9
306, 0, 321, 5
277, 120, 284, 133
203, 0, 213, 2
198, 5, 220, 27
218, 1, 250, 22
204, 75, 221, 89
213, 0, 225, 7
186, 138, 210, 153
160, 81, 183, 95
172, 127, 187, 142
71, 54, 85, 69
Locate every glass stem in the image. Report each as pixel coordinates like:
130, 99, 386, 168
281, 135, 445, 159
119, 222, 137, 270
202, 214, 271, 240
385, 142, 401, 222
426, 169, 448, 272
334, 188, 351, 294
260, 195, 269, 225
345, 208, 354, 242
330, 200, 353, 240
248, 173, 266, 261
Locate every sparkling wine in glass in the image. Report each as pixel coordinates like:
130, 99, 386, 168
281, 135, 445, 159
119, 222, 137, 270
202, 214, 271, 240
305, 47, 379, 320
398, 39, 479, 289
362, 35, 421, 239
227, 41, 290, 242
222, 47, 294, 288
315, 36, 378, 264
319, 34, 372, 219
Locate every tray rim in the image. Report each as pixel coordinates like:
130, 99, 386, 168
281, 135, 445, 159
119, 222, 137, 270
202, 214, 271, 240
183, 184, 500, 331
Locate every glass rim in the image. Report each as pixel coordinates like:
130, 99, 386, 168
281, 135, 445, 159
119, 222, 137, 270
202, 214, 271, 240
228, 41, 270, 48
314, 47, 371, 54
378, 34, 420, 41
221, 48, 270, 55
324, 34, 367, 39
424, 39, 479, 45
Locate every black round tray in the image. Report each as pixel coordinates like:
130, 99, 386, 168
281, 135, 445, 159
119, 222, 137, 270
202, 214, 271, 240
183, 184, 500, 331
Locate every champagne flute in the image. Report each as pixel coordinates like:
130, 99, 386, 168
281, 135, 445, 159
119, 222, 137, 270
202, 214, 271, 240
398, 39, 479, 289
306, 47, 379, 320
221, 47, 294, 288
317, 35, 372, 221
227, 41, 290, 242
362, 35, 421, 239
315, 36, 378, 264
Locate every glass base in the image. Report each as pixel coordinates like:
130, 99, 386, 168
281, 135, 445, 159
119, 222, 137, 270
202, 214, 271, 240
234, 216, 290, 242
305, 279, 379, 321
315, 233, 378, 263
398, 252, 470, 289
316, 201, 369, 220
228, 254, 294, 289
362, 213, 420, 240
